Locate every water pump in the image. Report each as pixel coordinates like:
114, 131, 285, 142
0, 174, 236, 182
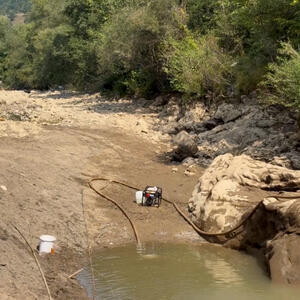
135, 186, 162, 207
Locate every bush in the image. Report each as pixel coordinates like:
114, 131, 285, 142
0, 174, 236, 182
162, 33, 233, 97
260, 43, 300, 112
96, 0, 184, 96
186, 0, 219, 33
2, 24, 34, 89
215, 0, 300, 94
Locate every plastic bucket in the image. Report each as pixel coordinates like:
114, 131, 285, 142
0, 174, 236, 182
39, 235, 56, 254
135, 191, 143, 205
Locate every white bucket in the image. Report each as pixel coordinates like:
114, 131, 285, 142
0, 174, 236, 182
135, 191, 143, 205
39, 235, 56, 254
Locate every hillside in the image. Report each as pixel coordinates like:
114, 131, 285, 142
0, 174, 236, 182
0, 0, 298, 119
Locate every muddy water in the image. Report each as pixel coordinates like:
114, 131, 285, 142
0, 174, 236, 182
78, 243, 299, 300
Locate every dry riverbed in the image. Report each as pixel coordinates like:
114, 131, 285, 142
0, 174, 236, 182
0, 90, 203, 299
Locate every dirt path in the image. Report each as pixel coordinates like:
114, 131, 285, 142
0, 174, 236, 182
0, 90, 203, 299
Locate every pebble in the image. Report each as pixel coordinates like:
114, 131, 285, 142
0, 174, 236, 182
0, 185, 7, 191
172, 167, 178, 173
184, 170, 195, 177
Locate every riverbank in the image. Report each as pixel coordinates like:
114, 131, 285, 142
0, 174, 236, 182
1, 89, 299, 298
0, 90, 204, 299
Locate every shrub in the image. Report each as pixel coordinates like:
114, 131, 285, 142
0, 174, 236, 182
3, 24, 34, 89
96, 0, 184, 96
162, 33, 233, 97
260, 43, 300, 112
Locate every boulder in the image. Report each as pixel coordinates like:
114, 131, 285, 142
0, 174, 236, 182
189, 154, 300, 231
172, 131, 198, 161
214, 102, 249, 123
188, 153, 300, 283
266, 232, 300, 285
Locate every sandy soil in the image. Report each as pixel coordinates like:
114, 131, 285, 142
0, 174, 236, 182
0, 90, 203, 299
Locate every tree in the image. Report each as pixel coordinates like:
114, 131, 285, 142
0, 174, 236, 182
0, 16, 10, 80
260, 43, 300, 113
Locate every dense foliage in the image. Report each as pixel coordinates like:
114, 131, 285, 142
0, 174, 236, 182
0, 0, 299, 111
0, 0, 30, 19
260, 43, 300, 111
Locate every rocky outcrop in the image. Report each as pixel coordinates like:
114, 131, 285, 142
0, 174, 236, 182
188, 154, 300, 284
157, 96, 300, 169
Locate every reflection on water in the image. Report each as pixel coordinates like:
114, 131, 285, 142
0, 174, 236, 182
78, 243, 300, 300
204, 259, 242, 285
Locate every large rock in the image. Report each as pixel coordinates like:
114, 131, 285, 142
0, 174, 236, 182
172, 131, 198, 161
188, 154, 300, 283
189, 154, 300, 231
214, 102, 249, 123
266, 232, 300, 285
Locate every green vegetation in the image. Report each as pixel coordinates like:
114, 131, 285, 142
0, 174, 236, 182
0, 0, 30, 19
260, 43, 300, 111
0, 0, 299, 112
162, 34, 233, 98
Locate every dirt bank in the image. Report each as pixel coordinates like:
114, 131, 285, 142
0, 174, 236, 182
0, 90, 203, 299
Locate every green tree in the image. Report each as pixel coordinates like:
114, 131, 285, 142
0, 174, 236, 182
215, 0, 300, 93
0, 16, 10, 80
186, 0, 219, 34
97, 0, 185, 96
3, 23, 33, 88
260, 43, 300, 112
162, 33, 233, 97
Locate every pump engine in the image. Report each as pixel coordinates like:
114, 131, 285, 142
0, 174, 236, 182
135, 186, 162, 207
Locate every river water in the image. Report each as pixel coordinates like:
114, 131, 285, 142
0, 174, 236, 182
78, 242, 299, 300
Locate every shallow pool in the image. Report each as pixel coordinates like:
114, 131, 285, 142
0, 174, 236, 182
78, 242, 300, 300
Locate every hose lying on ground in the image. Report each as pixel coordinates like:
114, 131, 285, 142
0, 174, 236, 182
88, 178, 142, 245
88, 177, 300, 243
11, 223, 52, 300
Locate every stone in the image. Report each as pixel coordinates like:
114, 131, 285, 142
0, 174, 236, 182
172, 131, 198, 161
271, 156, 292, 168
178, 103, 206, 124
135, 98, 148, 107
161, 123, 178, 135
0, 185, 7, 192
288, 152, 300, 170
188, 153, 300, 284
198, 118, 223, 131
184, 169, 195, 177
182, 157, 195, 166
189, 154, 300, 230
267, 233, 300, 285
214, 103, 246, 123
256, 119, 277, 128
152, 96, 166, 107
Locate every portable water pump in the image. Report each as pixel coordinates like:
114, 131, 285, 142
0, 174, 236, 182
135, 186, 162, 207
